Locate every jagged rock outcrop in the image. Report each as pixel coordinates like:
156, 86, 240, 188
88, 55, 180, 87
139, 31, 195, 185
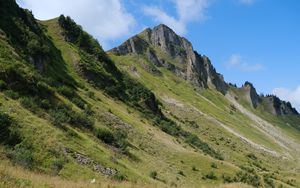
235, 82, 298, 115
263, 95, 298, 116
242, 81, 259, 108
110, 24, 228, 95
110, 35, 148, 55
110, 24, 300, 114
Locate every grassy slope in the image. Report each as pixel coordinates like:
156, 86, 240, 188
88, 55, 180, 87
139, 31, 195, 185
109, 52, 300, 187
0, 17, 299, 188
110, 54, 282, 152
0, 18, 240, 188
43, 18, 243, 187
230, 86, 300, 153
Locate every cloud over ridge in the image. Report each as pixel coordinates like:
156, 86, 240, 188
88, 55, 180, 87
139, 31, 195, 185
273, 86, 300, 112
144, 0, 209, 35
17, 0, 136, 48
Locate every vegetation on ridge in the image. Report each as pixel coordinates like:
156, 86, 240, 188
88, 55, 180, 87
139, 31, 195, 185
57, 14, 222, 160
0, 1, 300, 188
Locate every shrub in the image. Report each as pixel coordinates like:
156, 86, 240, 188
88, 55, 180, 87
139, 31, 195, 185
57, 86, 75, 98
51, 159, 65, 174
66, 128, 79, 138
49, 103, 94, 129
112, 173, 127, 181
192, 166, 198, 171
0, 79, 7, 90
234, 171, 261, 187
71, 97, 85, 109
178, 171, 185, 176
36, 81, 54, 95
159, 120, 181, 136
87, 91, 95, 98
50, 107, 70, 126
7, 144, 33, 169
20, 97, 39, 112
0, 112, 21, 146
287, 179, 296, 186
95, 128, 128, 151
84, 104, 93, 115
39, 99, 51, 110
70, 112, 94, 129
4, 90, 19, 99
205, 171, 218, 180
222, 174, 233, 183
96, 128, 115, 144
185, 133, 223, 160
150, 171, 158, 179
211, 163, 217, 169
114, 129, 128, 150
246, 153, 257, 160
240, 165, 255, 173
0, 112, 13, 143
263, 175, 275, 188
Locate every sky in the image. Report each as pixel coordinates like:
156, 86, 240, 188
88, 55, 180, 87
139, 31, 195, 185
16, 0, 300, 111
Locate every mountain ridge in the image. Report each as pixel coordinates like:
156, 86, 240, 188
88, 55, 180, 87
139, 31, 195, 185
1, 1, 300, 187
110, 24, 298, 116
109, 24, 228, 95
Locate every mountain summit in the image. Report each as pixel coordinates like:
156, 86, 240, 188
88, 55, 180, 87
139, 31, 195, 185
110, 24, 228, 95
110, 24, 298, 115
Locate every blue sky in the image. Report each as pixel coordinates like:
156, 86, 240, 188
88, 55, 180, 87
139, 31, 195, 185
17, 0, 300, 110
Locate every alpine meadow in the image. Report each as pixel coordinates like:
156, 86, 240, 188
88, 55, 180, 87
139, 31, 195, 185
0, 1, 300, 188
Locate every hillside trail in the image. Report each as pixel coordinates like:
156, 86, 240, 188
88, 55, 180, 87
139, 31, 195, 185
226, 94, 300, 158
161, 95, 281, 157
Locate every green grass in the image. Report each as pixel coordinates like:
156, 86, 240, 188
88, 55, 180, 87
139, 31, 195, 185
110, 54, 283, 153
109, 52, 300, 187
1, 4, 300, 187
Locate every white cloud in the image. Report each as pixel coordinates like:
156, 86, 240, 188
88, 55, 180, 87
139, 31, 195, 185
175, 0, 208, 22
272, 86, 300, 112
143, 0, 209, 35
16, 0, 136, 49
238, 0, 255, 5
143, 7, 186, 34
226, 54, 263, 72
227, 54, 242, 65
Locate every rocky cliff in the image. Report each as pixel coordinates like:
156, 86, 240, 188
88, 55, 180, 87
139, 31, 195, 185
242, 81, 260, 108
263, 95, 298, 116
110, 24, 227, 95
110, 24, 299, 116
234, 82, 298, 115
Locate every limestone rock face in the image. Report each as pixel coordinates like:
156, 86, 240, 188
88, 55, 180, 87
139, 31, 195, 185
233, 82, 298, 116
242, 82, 259, 108
110, 24, 228, 95
110, 36, 148, 55
264, 96, 298, 116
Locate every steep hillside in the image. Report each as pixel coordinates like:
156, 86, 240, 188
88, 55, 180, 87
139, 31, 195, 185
0, 1, 300, 188
109, 25, 300, 186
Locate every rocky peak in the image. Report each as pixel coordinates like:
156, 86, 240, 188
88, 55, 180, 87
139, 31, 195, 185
242, 81, 259, 108
264, 95, 298, 116
150, 24, 192, 60
109, 24, 228, 95
236, 81, 298, 115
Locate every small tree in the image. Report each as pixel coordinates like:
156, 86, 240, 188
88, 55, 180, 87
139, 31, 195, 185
150, 171, 158, 179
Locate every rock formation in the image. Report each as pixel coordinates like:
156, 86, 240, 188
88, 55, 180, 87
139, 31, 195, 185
242, 81, 259, 108
264, 95, 298, 115
110, 24, 228, 95
110, 24, 298, 115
